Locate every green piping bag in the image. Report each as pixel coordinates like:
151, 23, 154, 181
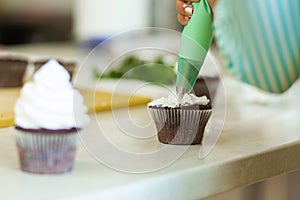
176, 0, 213, 100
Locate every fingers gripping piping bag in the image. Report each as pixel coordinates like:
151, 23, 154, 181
176, 0, 213, 100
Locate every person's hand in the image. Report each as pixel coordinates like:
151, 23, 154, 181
175, 0, 217, 25
176, 0, 199, 25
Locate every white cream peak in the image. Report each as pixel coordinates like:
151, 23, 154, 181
148, 93, 209, 108
14, 59, 89, 130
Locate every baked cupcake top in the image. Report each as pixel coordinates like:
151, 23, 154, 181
14, 59, 89, 130
148, 93, 211, 110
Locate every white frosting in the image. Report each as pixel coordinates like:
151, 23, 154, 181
148, 93, 210, 108
14, 59, 89, 130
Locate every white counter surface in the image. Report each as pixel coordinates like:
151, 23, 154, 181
2, 42, 300, 200
1, 78, 300, 200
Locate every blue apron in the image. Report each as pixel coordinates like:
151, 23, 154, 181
214, 0, 300, 93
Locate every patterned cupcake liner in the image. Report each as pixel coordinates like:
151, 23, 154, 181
149, 108, 212, 145
14, 129, 80, 174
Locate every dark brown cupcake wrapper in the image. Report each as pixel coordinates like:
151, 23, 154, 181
149, 108, 212, 145
14, 129, 80, 174
0, 59, 28, 87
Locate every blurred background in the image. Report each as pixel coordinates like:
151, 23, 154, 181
0, 0, 181, 45
1, 1, 300, 200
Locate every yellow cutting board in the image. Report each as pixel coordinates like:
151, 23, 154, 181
79, 88, 152, 113
0, 88, 152, 128
0, 88, 19, 128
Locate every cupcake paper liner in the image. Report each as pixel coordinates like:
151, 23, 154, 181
14, 129, 80, 174
149, 108, 212, 145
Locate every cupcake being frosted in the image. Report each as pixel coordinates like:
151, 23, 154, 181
148, 93, 212, 145
14, 59, 89, 174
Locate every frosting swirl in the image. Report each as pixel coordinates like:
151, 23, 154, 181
147, 93, 210, 108
14, 59, 89, 130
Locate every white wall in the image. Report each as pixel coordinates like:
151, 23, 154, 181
73, 0, 152, 42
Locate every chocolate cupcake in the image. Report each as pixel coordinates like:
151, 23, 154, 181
193, 76, 220, 107
148, 94, 212, 145
14, 59, 89, 174
0, 53, 28, 87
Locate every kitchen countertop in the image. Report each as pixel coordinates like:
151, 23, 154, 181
1, 42, 300, 199
1, 78, 300, 200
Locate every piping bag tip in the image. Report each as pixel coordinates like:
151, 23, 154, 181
176, 86, 191, 103
175, 57, 200, 102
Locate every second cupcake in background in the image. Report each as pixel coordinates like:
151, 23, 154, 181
14, 59, 89, 174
